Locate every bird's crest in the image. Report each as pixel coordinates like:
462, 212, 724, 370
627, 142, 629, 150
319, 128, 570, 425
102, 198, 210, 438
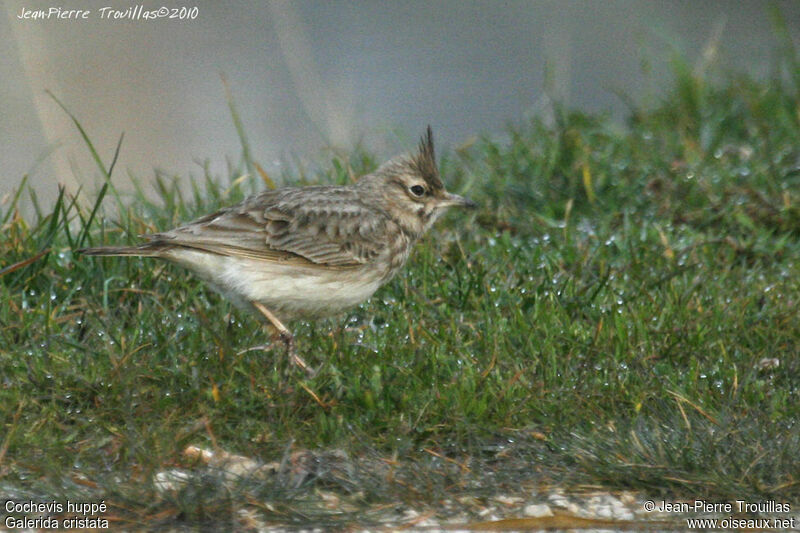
411, 126, 443, 190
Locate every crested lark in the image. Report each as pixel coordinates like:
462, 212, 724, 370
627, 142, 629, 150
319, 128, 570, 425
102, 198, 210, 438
80, 127, 475, 371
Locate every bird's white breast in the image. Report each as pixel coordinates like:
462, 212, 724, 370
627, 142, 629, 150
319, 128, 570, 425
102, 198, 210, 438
165, 249, 384, 320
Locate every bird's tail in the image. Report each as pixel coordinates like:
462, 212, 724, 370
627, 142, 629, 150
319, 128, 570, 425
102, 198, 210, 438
78, 244, 162, 257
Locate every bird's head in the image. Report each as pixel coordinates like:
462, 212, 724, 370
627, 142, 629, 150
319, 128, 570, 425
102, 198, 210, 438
360, 126, 476, 238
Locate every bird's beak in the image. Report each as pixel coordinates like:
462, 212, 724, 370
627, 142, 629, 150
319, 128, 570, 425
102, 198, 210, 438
439, 192, 477, 209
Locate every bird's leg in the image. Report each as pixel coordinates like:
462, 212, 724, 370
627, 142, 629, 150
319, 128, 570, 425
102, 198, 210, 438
250, 301, 313, 375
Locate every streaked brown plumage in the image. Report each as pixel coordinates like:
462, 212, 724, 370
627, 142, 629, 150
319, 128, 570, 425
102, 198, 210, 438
80, 127, 475, 371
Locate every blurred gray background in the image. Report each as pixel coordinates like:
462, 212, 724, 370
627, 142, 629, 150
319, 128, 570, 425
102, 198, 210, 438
2, 0, 799, 209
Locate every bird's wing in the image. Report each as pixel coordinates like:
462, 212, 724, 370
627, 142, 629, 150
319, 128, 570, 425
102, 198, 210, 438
145, 187, 390, 268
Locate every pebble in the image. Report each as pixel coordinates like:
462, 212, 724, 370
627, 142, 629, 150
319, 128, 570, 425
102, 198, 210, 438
524, 503, 553, 517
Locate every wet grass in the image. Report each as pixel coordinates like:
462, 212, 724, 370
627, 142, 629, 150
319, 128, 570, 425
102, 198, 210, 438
2, 37, 800, 529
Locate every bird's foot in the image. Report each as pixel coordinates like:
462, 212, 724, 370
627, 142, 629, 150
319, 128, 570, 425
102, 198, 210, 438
240, 334, 316, 377
280, 333, 318, 378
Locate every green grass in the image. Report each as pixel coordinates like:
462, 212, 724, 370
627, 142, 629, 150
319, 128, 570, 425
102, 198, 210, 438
2, 38, 800, 529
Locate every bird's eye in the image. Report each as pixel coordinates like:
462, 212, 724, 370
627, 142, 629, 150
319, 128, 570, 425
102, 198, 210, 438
410, 185, 426, 197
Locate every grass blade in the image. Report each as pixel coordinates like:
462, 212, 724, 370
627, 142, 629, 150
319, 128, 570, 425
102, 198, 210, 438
46, 90, 108, 176
46, 90, 125, 212
107, 132, 125, 178
77, 183, 109, 249
0, 248, 49, 278
1, 175, 29, 226
221, 72, 255, 184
